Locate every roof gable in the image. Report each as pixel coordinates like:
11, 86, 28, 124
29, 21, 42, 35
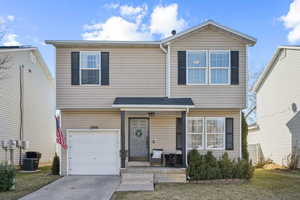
252, 46, 300, 93
46, 20, 256, 47
161, 20, 256, 46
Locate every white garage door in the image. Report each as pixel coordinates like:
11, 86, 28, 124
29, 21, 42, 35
67, 129, 120, 175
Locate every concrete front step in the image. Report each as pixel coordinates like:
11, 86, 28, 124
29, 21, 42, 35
117, 173, 154, 192
121, 167, 187, 183
127, 161, 150, 167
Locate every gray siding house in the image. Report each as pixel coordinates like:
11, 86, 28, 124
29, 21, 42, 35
249, 46, 300, 167
248, 46, 300, 165
0, 46, 56, 165
46, 20, 256, 177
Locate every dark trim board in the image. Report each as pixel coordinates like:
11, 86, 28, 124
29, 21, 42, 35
128, 117, 150, 162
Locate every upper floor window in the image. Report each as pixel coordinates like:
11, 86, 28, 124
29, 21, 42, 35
210, 51, 230, 84
186, 50, 230, 85
80, 52, 101, 85
187, 51, 208, 84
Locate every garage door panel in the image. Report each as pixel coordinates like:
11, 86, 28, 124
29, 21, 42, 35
67, 130, 120, 175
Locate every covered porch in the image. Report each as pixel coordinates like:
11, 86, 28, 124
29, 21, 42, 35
112, 97, 194, 169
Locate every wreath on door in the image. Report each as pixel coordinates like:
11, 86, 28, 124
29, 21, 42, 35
135, 129, 143, 137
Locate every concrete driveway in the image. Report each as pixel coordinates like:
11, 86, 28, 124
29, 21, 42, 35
20, 176, 120, 200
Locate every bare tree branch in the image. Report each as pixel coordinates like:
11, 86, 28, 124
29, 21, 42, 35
245, 68, 264, 124
0, 30, 12, 80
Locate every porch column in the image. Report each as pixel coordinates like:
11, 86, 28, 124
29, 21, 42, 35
120, 111, 126, 168
181, 111, 187, 168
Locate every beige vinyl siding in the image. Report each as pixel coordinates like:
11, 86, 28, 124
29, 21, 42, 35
56, 47, 166, 109
170, 25, 247, 109
150, 114, 177, 153
188, 109, 241, 159
0, 52, 22, 164
254, 49, 300, 166
0, 50, 55, 164
60, 109, 240, 174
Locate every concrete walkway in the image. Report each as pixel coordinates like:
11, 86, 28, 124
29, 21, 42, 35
20, 176, 120, 200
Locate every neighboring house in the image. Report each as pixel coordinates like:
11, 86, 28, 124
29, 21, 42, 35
0, 46, 56, 165
46, 20, 256, 176
249, 46, 300, 167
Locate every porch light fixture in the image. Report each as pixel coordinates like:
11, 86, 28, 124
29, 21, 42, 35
148, 112, 155, 117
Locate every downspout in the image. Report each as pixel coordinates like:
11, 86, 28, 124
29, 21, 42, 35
19, 65, 24, 166
160, 43, 170, 97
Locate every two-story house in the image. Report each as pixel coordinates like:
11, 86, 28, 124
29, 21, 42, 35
0, 46, 56, 165
46, 20, 256, 177
248, 46, 300, 168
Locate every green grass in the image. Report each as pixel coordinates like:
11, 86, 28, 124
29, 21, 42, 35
112, 169, 300, 200
0, 166, 60, 200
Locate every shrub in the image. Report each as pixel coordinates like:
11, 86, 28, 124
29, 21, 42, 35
0, 163, 16, 192
51, 153, 60, 175
187, 151, 254, 180
242, 113, 249, 161
219, 152, 234, 179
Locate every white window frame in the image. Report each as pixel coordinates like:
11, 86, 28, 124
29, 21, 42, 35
205, 117, 226, 150
186, 50, 209, 85
79, 51, 101, 85
187, 117, 205, 150
185, 50, 231, 85
209, 50, 231, 85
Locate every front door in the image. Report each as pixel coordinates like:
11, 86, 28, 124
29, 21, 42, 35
129, 118, 149, 161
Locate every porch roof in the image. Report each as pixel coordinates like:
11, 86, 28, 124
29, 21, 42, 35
112, 97, 194, 109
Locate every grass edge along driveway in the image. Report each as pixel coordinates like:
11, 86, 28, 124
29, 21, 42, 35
0, 166, 60, 200
112, 169, 300, 200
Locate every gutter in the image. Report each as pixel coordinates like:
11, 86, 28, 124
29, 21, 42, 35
159, 43, 170, 97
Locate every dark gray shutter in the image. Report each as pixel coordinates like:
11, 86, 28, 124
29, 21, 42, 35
101, 52, 109, 85
230, 51, 239, 85
178, 51, 186, 85
225, 118, 234, 150
71, 52, 80, 85
176, 118, 182, 150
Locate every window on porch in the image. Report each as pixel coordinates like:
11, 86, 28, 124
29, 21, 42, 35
187, 117, 225, 150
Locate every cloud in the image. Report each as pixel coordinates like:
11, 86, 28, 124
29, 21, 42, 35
6, 15, 15, 22
82, 3, 187, 41
2, 33, 20, 46
0, 15, 20, 46
150, 4, 186, 37
280, 0, 300, 43
119, 5, 147, 16
82, 16, 152, 41
104, 3, 119, 9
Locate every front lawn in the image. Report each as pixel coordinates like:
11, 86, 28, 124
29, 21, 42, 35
0, 166, 60, 200
112, 169, 300, 200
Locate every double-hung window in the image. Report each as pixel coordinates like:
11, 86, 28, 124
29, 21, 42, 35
210, 51, 230, 84
186, 50, 230, 85
187, 117, 226, 150
80, 51, 101, 85
206, 117, 225, 150
187, 117, 204, 150
187, 51, 208, 84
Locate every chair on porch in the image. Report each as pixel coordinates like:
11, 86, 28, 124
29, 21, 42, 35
150, 149, 164, 166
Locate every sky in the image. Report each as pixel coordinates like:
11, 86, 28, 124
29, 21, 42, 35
0, 0, 299, 84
